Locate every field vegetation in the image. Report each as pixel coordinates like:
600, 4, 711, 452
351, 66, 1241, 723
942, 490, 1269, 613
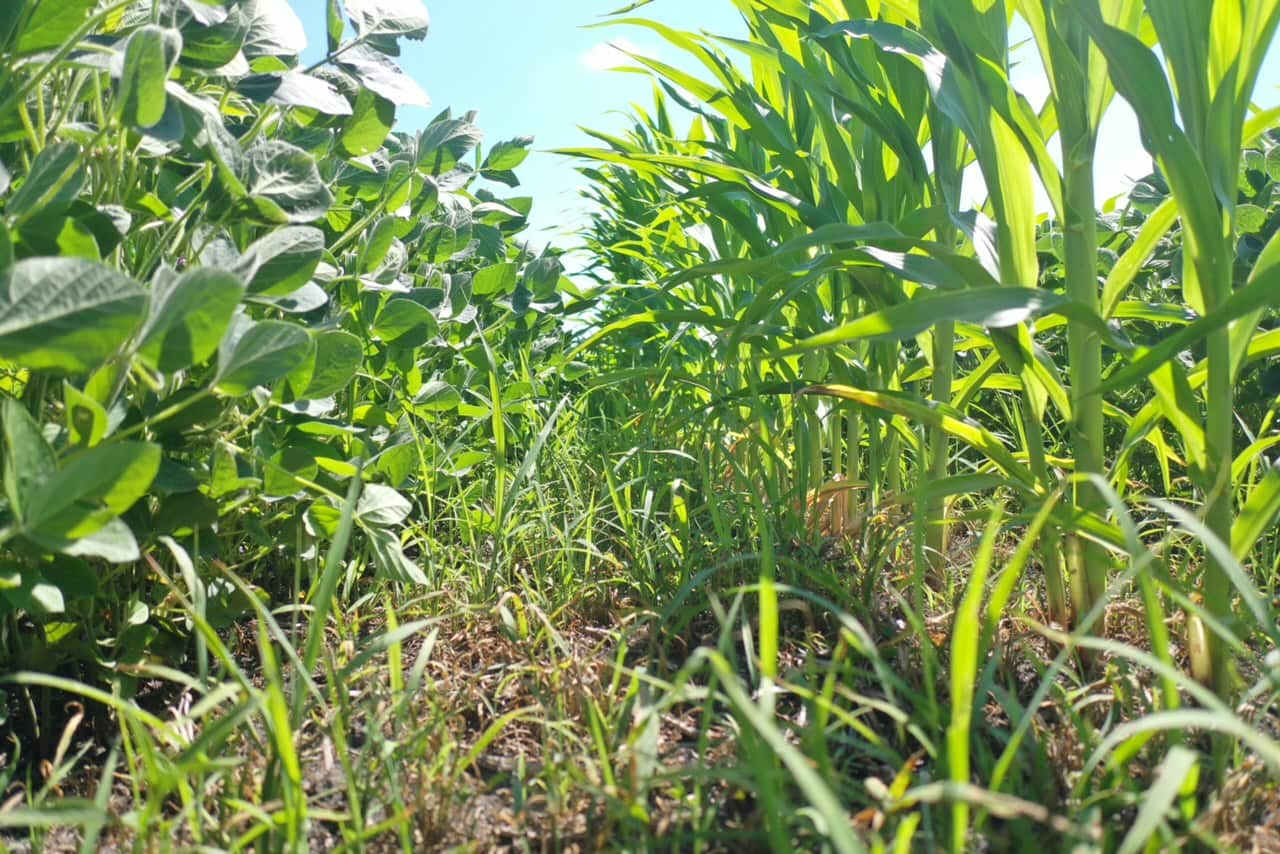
1, 0, 1279, 851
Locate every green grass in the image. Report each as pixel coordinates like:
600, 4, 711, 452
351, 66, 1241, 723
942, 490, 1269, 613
3, 0, 1280, 851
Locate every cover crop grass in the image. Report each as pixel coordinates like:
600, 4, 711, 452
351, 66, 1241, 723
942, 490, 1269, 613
1, 0, 1279, 851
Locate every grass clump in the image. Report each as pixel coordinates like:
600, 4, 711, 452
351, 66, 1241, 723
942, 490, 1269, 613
3, 1, 1280, 852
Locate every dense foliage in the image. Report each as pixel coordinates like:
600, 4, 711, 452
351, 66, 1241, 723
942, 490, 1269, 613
0, 0, 586, 682
1, 0, 1279, 851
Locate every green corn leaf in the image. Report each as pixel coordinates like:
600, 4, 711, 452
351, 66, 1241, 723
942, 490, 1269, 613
1234, 469, 1280, 563
801, 385, 1036, 490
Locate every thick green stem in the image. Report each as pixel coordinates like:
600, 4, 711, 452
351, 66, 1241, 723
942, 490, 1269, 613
1203, 320, 1235, 697
927, 320, 954, 572
1060, 114, 1109, 630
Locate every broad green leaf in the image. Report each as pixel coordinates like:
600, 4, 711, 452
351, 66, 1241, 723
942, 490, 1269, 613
356, 483, 412, 527
263, 445, 317, 497
358, 216, 397, 273
5, 143, 85, 226
17, 0, 95, 55
340, 88, 395, 156
139, 267, 245, 372
480, 136, 533, 185
338, 43, 429, 107
0, 566, 64, 616
344, 0, 429, 38
243, 141, 333, 224
367, 525, 427, 584
60, 516, 140, 563
1236, 204, 1267, 235
2, 398, 55, 521
373, 298, 436, 343
0, 1, 28, 52
326, 0, 343, 51
471, 262, 518, 296
216, 318, 314, 395
250, 282, 329, 313
208, 443, 257, 498
236, 225, 324, 295
292, 329, 362, 399
237, 72, 353, 115
119, 26, 181, 129
417, 117, 482, 175
0, 257, 145, 373
482, 136, 534, 172
64, 381, 107, 447
413, 379, 462, 413
1234, 469, 1280, 562
180, 8, 250, 68
242, 0, 307, 58
25, 441, 161, 542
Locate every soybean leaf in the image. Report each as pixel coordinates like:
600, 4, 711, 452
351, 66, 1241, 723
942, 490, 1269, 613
138, 267, 246, 372
180, 8, 250, 68
119, 26, 181, 129
291, 329, 362, 399
373, 298, 436, 343
242, 0, 307, 59
263, 446, 317, 497
417, 117, 482, 175
216, 318, 314, 395
250, 282, 329, 313
358, 216, 397, 273
340, 88, 396, 156
64, 381, 107, 447
0, 3, 22, 51
367, 526, 427, 584
471, 262, 518, 296
17, 0, 96, 55
413, 380, 461, 412
480, 136, 533, 185
180, 0, 229, 26
6, 143, 84, 226
327, 0, 343, 51
237, 72, 353, 115
244, 141, 333, 223
338, 43, 429, 107
0, 257, 145, 373
344, 0, 429, 38
2, 398, 55, 521
25, 442, 162, 542
60, 516, 140, 563
0, 566, 64, 616
236, 225, 324, 295
357, 484, 412, 527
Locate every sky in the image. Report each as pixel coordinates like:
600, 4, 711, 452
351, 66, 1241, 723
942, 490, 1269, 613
292, 1, 1280, 250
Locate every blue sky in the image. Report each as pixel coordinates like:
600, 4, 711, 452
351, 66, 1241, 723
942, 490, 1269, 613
292, 1, 1280, 249
294, 1, 747, 247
